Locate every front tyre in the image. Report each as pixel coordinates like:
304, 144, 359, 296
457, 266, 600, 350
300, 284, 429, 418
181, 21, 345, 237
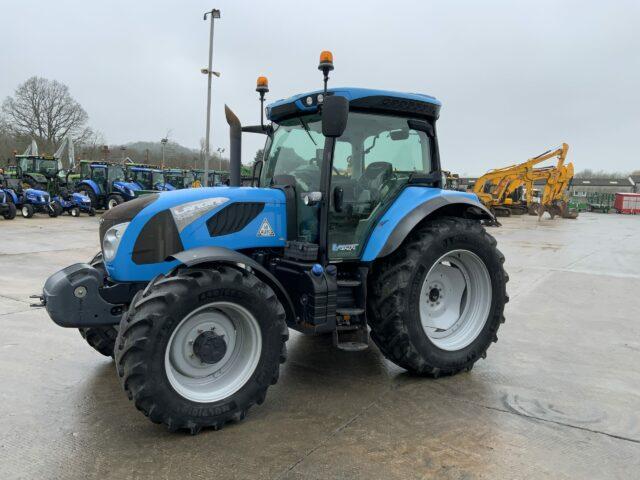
367, 217, 508, 377
21, 204, 34, 218
115, 266, 288, 433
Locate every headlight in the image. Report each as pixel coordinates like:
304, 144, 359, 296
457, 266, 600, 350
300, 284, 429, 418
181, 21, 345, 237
102, 222, 130, 262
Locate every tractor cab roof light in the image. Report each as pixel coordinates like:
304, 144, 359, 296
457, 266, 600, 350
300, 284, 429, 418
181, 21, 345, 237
256, 76, 269, 130
318, 50, 334, 96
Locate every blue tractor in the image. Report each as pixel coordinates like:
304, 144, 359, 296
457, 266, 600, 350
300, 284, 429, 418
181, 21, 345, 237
52, 189, 95, 217
128, 165, 174, 193
75, 162, 141, 210
38, 53, 508, 434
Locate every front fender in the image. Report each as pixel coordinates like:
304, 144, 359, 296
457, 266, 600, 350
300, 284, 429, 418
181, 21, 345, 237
171, 246, 295, 326
361, 186, 494, 261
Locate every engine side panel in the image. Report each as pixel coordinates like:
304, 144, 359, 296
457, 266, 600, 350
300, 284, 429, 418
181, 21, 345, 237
105, 187, 287, 282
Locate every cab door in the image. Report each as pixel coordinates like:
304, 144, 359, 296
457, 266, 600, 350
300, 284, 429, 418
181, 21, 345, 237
327, 112, 434, 261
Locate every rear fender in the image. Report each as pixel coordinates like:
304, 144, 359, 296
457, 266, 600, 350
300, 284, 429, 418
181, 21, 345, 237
361, 186, 494, 261
78, 180, 101, 195
171, 246, 295, 326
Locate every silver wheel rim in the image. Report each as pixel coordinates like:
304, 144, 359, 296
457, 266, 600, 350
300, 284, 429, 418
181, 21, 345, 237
164, 302, 262, 403
419, 249, 492, 351
108, 199, 117, 209
22, 207, 29, 217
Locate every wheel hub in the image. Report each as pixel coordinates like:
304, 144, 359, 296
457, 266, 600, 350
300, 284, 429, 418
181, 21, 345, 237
419, 250, 492, 351
165, 302, 262, 403
428, 287, 441, 302
192, 330, 227, 364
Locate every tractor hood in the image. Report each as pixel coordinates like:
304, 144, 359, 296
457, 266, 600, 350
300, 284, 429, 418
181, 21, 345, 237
28, 172, 48, 184
101, 187, 287, 282
113, 181, 141, 192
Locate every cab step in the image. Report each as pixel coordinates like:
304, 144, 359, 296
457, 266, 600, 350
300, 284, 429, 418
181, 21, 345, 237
337, 279, 361, 287
336, 308, 365, 316
333, 324, 369, 352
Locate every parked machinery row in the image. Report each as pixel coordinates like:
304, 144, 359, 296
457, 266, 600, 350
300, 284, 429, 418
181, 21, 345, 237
0, 155, 233, 220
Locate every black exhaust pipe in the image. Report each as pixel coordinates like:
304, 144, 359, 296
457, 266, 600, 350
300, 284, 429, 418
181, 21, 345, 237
225, 104, 241, 187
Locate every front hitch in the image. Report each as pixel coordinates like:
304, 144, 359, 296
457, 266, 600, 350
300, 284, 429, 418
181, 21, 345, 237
41, 263, 126, 328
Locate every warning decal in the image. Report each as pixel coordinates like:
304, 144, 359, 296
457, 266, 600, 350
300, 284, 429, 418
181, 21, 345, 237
257, 218, 275, 237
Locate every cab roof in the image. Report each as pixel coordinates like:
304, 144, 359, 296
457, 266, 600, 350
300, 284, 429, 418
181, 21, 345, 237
266, 87, 441, 123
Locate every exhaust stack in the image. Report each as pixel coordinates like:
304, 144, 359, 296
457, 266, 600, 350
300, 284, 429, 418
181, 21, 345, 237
224, 104, 242, 187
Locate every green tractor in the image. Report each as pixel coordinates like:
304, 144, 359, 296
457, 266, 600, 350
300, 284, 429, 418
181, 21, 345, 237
6, 154, 63, 192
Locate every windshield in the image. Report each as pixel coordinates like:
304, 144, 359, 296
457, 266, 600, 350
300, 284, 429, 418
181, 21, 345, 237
152, 171, 164, 186
17, 158, 35, 173
35, 159, 58, 176
130, 170, 153, 189
107, 165, 126, 183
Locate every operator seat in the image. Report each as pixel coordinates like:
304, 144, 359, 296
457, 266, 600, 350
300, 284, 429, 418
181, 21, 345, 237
359, 161, 392, 199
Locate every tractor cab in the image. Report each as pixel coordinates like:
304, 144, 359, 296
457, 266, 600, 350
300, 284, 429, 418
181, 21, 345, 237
127, 166, 168, 191
192, 169, 227, 187
256, 88, 440, 260
75, 161, 140, 209
163, 168, 192, 189
9, 154, 62, 191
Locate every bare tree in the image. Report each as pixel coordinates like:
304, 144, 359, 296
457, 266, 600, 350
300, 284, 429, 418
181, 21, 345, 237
1, 77, 90, 151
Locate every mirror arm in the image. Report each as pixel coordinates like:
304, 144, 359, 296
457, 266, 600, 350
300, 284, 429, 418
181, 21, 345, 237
251, 159, 263, 187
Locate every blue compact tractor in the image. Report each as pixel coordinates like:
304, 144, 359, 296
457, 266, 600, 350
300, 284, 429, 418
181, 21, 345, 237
53, 190, 95, 217
75, 162, 141, 210
38, 53, 508, 434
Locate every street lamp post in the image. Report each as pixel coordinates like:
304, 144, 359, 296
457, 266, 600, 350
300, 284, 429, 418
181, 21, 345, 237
202, 8, 221, 187
217, 147, 225, 171
161, 138, 168, 168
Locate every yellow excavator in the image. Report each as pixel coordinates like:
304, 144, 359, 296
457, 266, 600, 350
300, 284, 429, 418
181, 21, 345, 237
531, 162, 578, 219
473, 143, 569, 217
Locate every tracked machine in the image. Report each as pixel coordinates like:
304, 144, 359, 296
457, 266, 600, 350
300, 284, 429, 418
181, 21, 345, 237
36, 52, 509, 433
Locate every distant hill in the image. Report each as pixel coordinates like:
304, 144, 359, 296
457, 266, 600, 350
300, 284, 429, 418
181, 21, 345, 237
99, 140, 230, 170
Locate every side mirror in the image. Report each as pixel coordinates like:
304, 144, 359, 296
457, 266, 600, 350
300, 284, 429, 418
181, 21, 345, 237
322, 95, 349, 138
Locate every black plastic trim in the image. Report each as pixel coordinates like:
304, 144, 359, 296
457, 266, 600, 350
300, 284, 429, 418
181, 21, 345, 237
170, 247, 296, 327
206, 202, 265, 237
99, 194, 159, 240
132, 209, 184, 265
350, 95, 441, 119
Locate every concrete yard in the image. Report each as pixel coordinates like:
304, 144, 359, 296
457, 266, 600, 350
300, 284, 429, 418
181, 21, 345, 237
0, 212, 639, 480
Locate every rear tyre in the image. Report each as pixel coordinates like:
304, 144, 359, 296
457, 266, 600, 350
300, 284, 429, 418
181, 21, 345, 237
115, 266, 288, 433
79, 326, 118, 358
3, 203, 16, 220
367, 216, 508, 377
49, 201, 63, 217
107, 194, 124, 210
88, 207, 96, 216
21, 204, 34, 218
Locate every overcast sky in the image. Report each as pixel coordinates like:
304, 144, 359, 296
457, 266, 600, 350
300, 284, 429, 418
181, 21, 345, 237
1, 0, 639, 175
